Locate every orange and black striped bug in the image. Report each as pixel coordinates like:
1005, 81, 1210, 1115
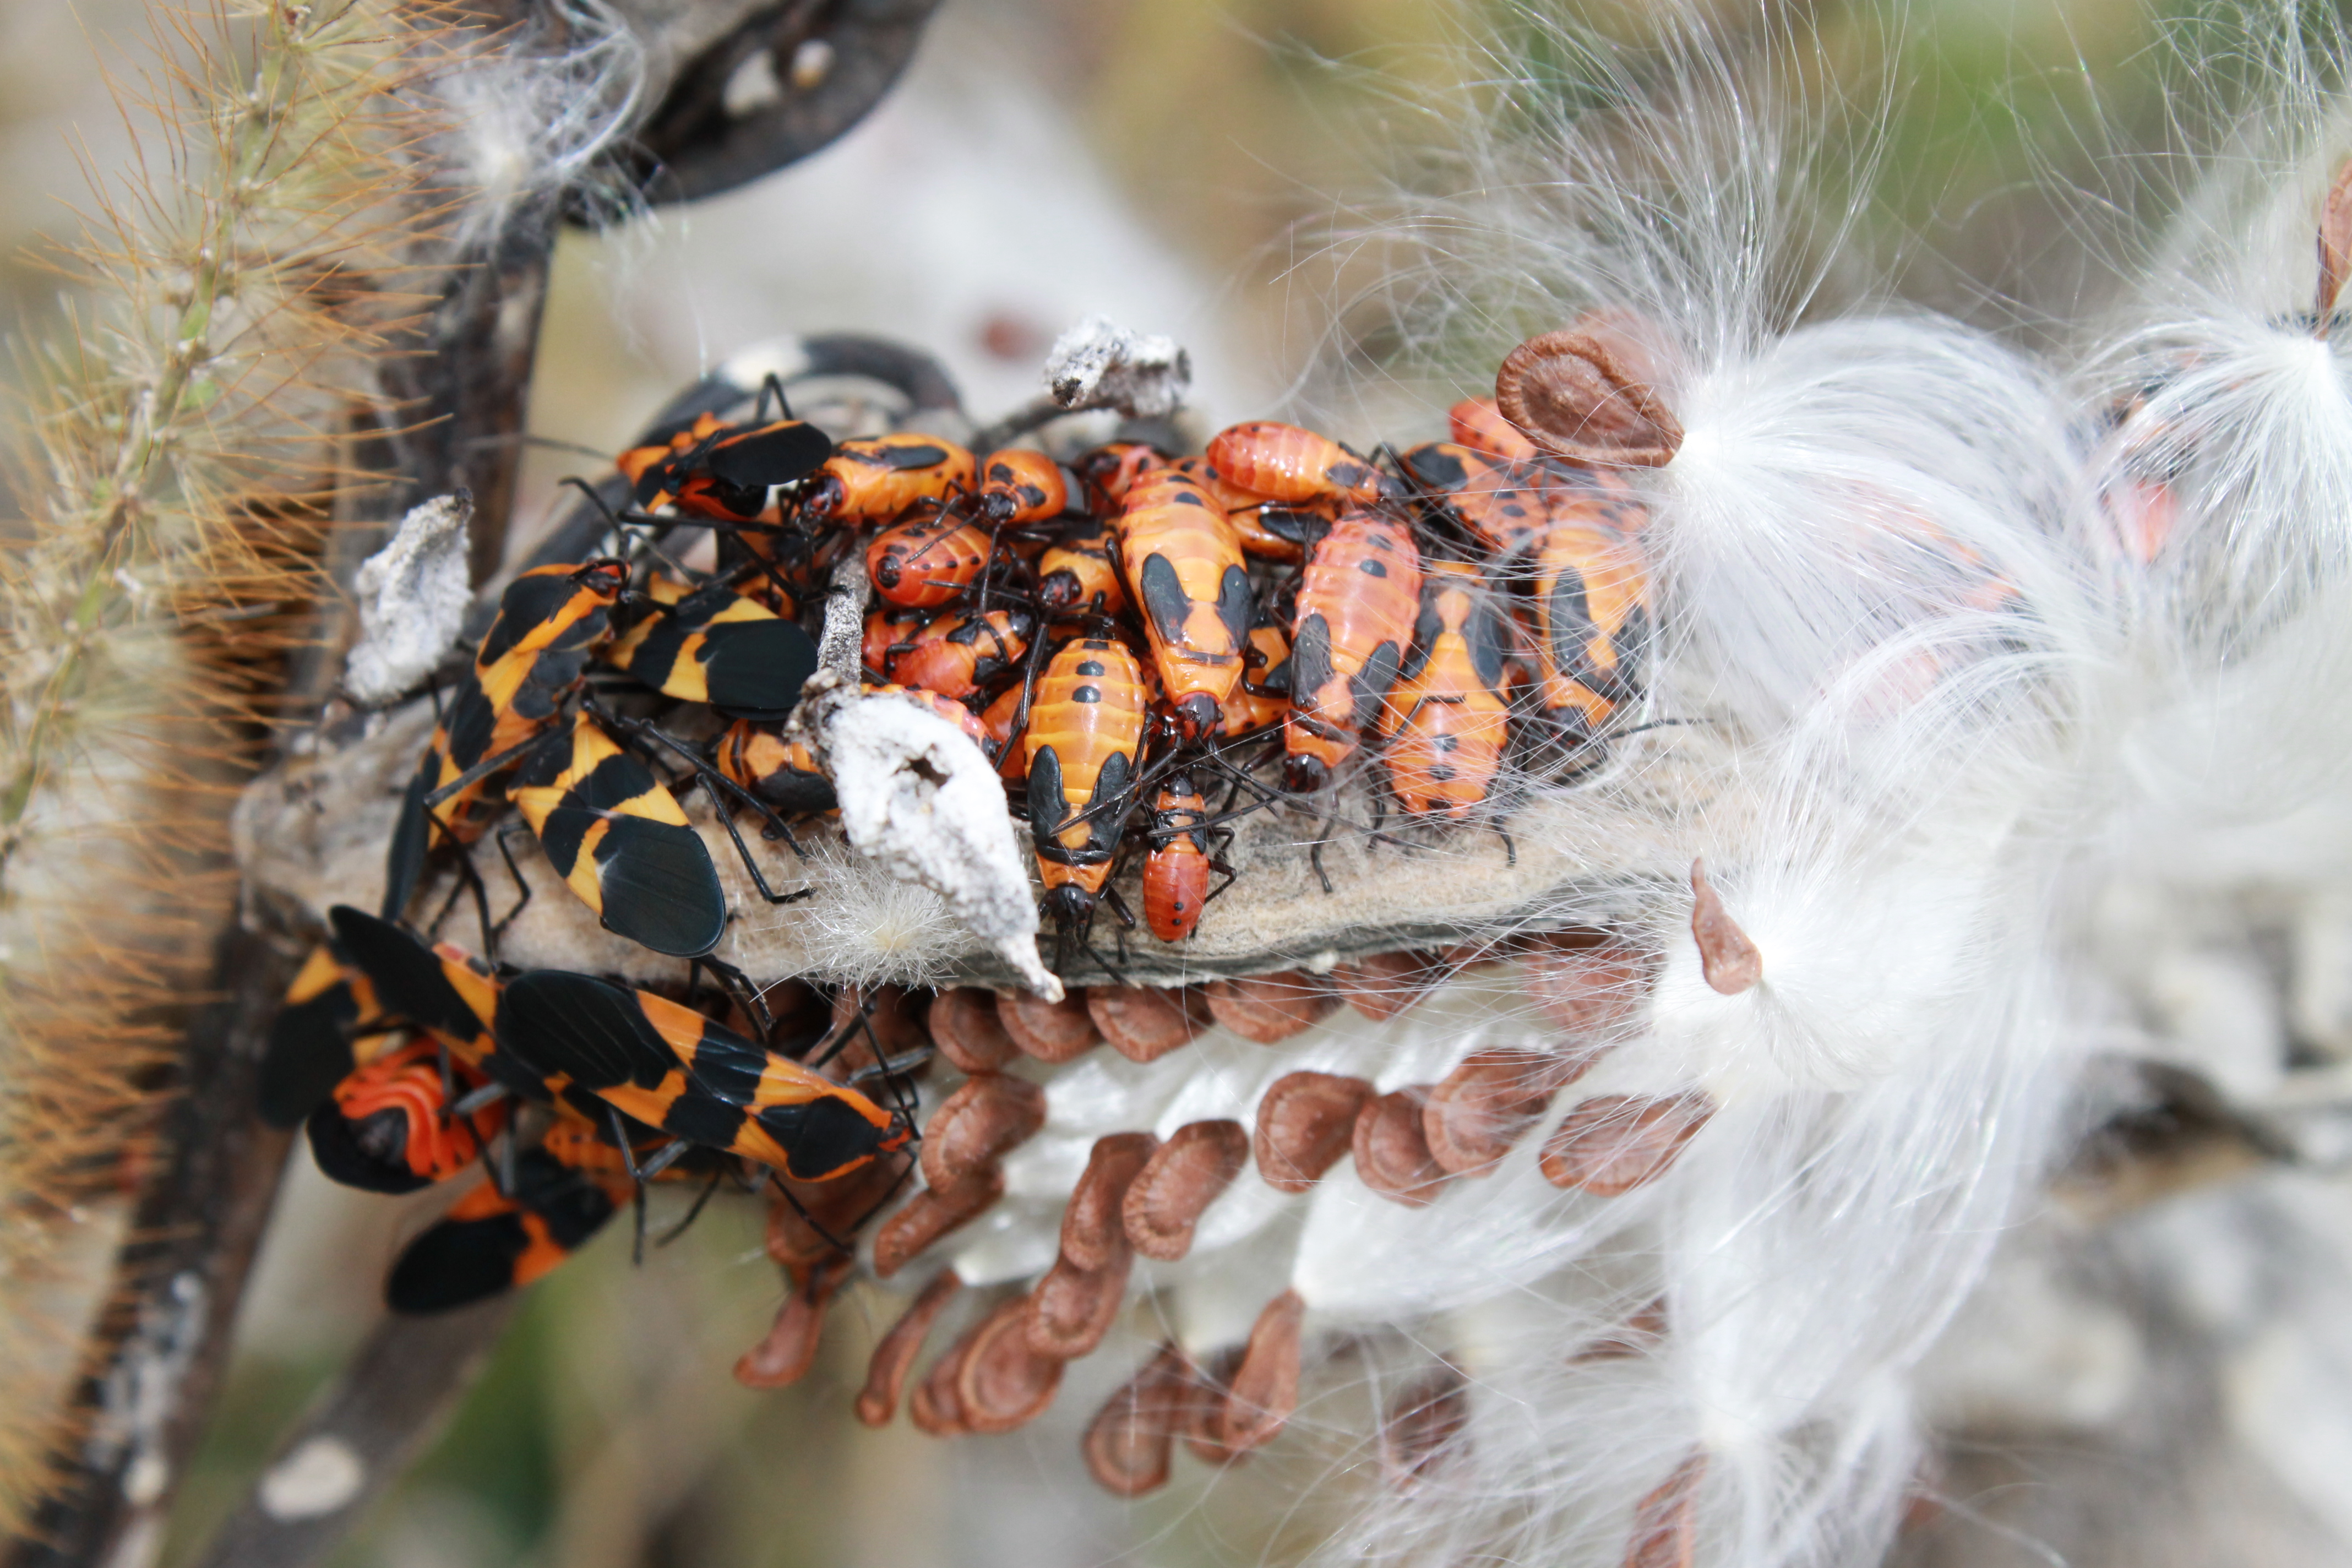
1285, 509, 1424, 793
493, 970, 917, 1184
616, 379, 833, 524
1397, 442, 1552, 558
259, 940, 388, 1128
877, 607, 1031, 702
970, 448, 1070, 525
386, 1146, 627, 1313
1205, 420, 1401, 508
865, 510, 995, 609
1024, 635, 1148, 941
1140, 770, 1234, 944
1036, 516, 1126, 619
1447, 396, 1539, 460
386, 559, 630, 927
324, 906, 533, 1101
505, 712, 729, 957
1115, 469, 1253, 740
1519, 514, 1651, 758
800, 432, 976, 527
1379, 560, 1516, 824
1073, 440, 1169, 511
716, 721, 837, 818
605, 574, 818, 722
306, 1037, 508, 1195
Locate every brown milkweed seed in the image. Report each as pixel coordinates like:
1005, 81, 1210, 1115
1123, 1120, 1251, 1261
957, 1297, 1065, 1434
1060, 1131, 1158, 1271
1379, 1362, 1469, 1488
927, 987, 1020, 1074
1525, 929, 1656, 1041
1026, 1254, 1130, 1360
1217, 1290, 1305, 1454
1626, 1451, 1706, 1568
1082, 1343, 1191, 1497
918, 1073, 1046, 1197
857, 1268, 963, 1427
909, 1323, 972, 1437
1494, 329, 1683, 468
2321, 157, 2352, 319
1087, 984, 1206, 1063
1353, 1086, 1450, 1206
1205, 972, 1338, 1043
1539, 1093, 1713, 1196
1330, 949, 1442, 1021
1255, 1071, 1375, 1194
1424, 1048, 1579, 1174
733, 1256, 851, 1390
874, 1168, 1006, 1278
998, 987, 1101, 1062
1690, 859, 1761, 995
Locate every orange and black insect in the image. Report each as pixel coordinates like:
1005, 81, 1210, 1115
324, 906, 548, 1108
1521, 517, 1651, 754
386, 559, 629, 922
717, 721, 837, 816
505, 712, 728, 958
1285, 510, 1424, 792
864, 683, 995, 748
1170, 455, 1329, 563
1447, 396, 1539, 461
1141, 770, 1232, 943
1224, 597, 1292, 737
259, 940, 387, 1128
494, 970, 916, 1182
1115, 470, 1253, 740
1205, 420, 1399, 507
1073, 440, 1168, 511
306, 1037, 508, 1195
617, 404, 833, 524
1398, 443, 1551, 558
1024, 636, 1148, 932
1036, 517, 1126, 618
385, 1147, 626, 1314
866, 510, 994, 608
878, 607, 1031, 701
971, 448, 1069, 525
606, 575, 818, 722
1380, 560, 1515, 819
801, 433, 976, 527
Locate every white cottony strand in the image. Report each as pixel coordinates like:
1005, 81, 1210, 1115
1043, 314, 1192, 417
342, 493, 472, 706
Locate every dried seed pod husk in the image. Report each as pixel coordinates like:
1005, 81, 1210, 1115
1354, 1086, 1450, 1206
1123, 1120, 1251, 1261
928, 987, 1020, 1073
857, 1269, 963, 1427
1205, 972, 1337, 1043
998, 987, 1101, 1061
1087, 984, 1206, 1062
910, 1325, 973, 1436
1254, 1071, 1375, 1194
1539, 1093, 1714, 1196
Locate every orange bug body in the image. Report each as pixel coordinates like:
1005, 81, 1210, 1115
1170, 456, 1329, 562
386, 1148, 626, 1313
1224, 608, 1292, 735
1524, 520, 1651, 750
1074, 441, 1169, 510
717, 722, 836, 815
1141, 771, 1215, 943
1398, 443, 1553, 558
802, 433, 975, 526
1447, 397, 1539, 461
1023, 637, 1148, 924
1037, 518, 1127, 618
1285, 510, 1424, 792
1206, 421, 1397, 507
1380, 561, 1515, 818
1114, 471, 1252, 739
867, 512, 993, 608
979, 683, 1027, 779
972, 449, 1069, 525
862, 605, 927, 679
880, 608, 1031, 701
309, 1038, 507, 1194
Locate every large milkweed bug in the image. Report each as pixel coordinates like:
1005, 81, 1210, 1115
878, 607, 1031, 702
801, 433, 976, 527
1115, 470, 1253, 741
1170, 455, 1330, 563
615, 380, 833, 524
493, 970, 916, 1183
323, 906, 547, 1108
605, 575, 819, 722
1036, 517, 1126, 619
304, 1037, 508, 1195
385, 1147, 626, 1314
1073, 440, 1169, 511
505, 712, 729, 959
865, 511, 995, 609
1379, 560, 1515, 820
1024, 636, 1148, 941
716, 721, 837, 816
1205, 420, 1399, 507
1397, 443, 1551, 558
1285, 509, 1424, 792
259, 941, 386, 1128
1521, 514, 1651, 757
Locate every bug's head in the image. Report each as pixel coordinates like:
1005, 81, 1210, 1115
1173, 692, 1221, 742
1283, 753, 1331, 794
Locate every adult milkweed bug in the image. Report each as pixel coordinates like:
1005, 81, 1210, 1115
717, 721, 838, 816
801, 433, 976, 526
493, 970, 916, 1183
1115, 470, 1253, 741
385, 1147, 625, 1314
259, 941, 386, 1128
505, 712, 729, 959
324, 906, 547, 1108
1169, 455, 1330, 563
606, 575, 819, 722
1205, 420, 1399, 507
616, 387, 833, 524
865, 511, 994, 609
1024, 636, 1148, 939
1379, 560, 1515, 819
1286, 509, 1424, 792
878, 607, 1031, 701
304, 1037, 508, 1195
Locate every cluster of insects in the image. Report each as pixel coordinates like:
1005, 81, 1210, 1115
259, 361, 1658, 1346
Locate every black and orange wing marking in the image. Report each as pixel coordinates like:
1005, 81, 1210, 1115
607, 579, 818, 721
496, 971, 906, 1182
507, 717, 727, 959
259, 940, 385, 1128
306, 1038, 506, 1195
385, 1149, 625, 1314
323, 906, 558, 1108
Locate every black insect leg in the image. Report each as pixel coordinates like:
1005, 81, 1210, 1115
491, 823, 536, 943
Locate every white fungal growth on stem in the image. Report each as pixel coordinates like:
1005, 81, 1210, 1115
1042, 314, 1194, 418
342, 492, 472, 706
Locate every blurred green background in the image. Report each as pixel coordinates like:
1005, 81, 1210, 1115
0, 0, 2294, 1564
